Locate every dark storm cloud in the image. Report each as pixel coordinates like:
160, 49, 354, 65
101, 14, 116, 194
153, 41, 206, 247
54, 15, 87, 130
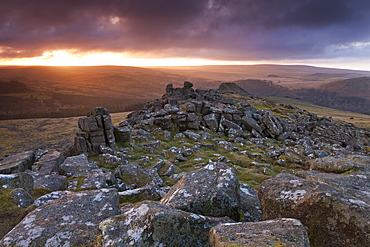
1, 0, 370, 60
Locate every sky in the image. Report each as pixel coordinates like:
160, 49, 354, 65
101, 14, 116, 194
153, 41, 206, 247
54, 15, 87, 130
0, 0, 370, 69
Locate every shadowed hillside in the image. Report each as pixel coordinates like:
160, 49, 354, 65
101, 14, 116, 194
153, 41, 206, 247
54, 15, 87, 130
235, 79, 291, 97
319, 77, 370, 100
0, 65, 369, 119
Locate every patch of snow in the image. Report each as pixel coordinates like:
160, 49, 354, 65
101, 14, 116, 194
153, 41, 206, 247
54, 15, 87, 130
356, 175, 367, 179
281, 218, 302, 226
0, 174, 18, 179
179, 189, 192, 198
222, 222, 242, 226
62, 215, 73, 221
349, 199, 368, 207
289, 180, 303, 187
93, 192, 104, 202
205, 163, 216, 170
219, 168, 233, 178
240, 186, 254, 197
190, 214, 206, 220
279, 190, 306, 203
119, 188, 143, 196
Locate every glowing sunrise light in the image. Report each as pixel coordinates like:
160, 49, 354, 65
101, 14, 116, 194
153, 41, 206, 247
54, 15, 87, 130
0, 50, 256, 67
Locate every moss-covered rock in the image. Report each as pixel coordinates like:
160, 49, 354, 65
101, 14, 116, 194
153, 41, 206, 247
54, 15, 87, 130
259, 172, 370, 247
209, 218, 310, 247
99, 200, 234, 247
0, 188, 120, 247
161, 162, 241, 221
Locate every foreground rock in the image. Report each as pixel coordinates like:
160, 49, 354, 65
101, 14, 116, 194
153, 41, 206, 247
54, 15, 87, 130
209, 218, 310, 247
258, 171, 370, 247
99, 201, 234, 247
308, 155, 370, 173
1, 188, 120, 247
160, 162, 241, 221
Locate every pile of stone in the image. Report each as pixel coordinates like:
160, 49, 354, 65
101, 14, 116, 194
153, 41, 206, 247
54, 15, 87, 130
73, 107, 116, 155
122, 82, 368, 157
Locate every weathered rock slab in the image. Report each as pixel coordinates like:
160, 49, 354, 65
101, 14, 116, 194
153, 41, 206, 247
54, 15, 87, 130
160, 162, 240, 221
239, 183, 262, 222
0, 151, 35, 174
25, 171, 66, 191
259, 172, 370, 247
209, 218, 310, 247
59, 154, 99, 177
308, 155, 370, 173
0, 188, 120, 247
34, 150, 64, 175
99, 201, 234, 247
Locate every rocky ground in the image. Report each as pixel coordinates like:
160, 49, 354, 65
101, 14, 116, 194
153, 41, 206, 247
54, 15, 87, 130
0, 82, 369, 246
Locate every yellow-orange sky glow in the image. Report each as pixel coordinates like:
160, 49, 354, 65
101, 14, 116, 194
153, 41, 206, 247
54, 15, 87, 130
0, 49, 369, 71
0, 50, 256, 67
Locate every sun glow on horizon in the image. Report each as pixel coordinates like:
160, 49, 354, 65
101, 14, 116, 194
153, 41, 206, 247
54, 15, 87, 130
0, 50, 369, 71
0, 50, 257, 67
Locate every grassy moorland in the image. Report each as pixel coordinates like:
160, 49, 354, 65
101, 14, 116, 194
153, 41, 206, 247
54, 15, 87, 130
1, 94, 369, 162
1, 65, 369, 119
0, 112, 129, 160
267, 96, 370, 128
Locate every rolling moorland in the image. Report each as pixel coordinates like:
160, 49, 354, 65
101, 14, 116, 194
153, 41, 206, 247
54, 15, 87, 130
0, 81, 369, 246
0, 65, 370, 119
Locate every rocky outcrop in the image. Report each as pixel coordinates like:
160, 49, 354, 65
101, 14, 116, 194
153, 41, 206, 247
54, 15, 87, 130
73, 107, 116, 154
1, 82, 369, 245
1, 188, 120, 247
160, 162, 241, 221
218, 82, 251, 95
209, 218, 310, 247
124, 82, 368, 157
258, 160, 370, 247
32, 150, 64, 175
99, 201, 234, 247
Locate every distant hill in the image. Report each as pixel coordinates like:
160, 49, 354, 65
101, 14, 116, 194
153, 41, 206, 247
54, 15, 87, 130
233, 78, 370, 115
218, 82, 251, 95
0, 65, 369, 119
234, 79, 291, 97
0, 80, 31, 94
319, 77, 370, 100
